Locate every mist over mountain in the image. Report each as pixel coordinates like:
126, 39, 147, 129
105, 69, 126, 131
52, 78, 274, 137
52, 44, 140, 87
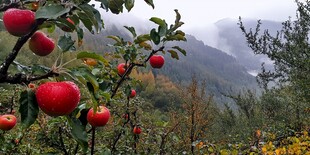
188, 18, 282, 75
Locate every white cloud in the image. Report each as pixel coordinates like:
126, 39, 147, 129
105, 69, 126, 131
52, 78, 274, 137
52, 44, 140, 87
125, 0, 298, 29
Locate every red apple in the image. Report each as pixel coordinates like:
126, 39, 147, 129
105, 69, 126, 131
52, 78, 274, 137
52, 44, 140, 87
130, 89, 136, 98
29, 31, 55, 56
3, 8, 36, 37
36, 81, 80, 116
150, 55, 165, 68
14, 139, 19, 144
133, 126, 142, 134
87, 106, 110, 127
0, 114, 17, 131
122, 114, 129, 119
61, 18, 75, 32
117, 63, 127, 76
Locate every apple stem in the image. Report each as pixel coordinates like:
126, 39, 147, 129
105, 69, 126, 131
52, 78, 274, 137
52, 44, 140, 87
90, 127, 96, 155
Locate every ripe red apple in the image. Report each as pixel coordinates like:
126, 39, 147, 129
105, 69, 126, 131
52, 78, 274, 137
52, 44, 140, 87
3, 8, 36, 37
87, 106, 110, 127
0, 114, 17, 131
29, 31, 55, 56
133, 126, 142, 134
149, 55, 165, 68
117, 63, 127, 76
36, 81, 80, 116
130, 89, 136, 98
61, 18, 75, 32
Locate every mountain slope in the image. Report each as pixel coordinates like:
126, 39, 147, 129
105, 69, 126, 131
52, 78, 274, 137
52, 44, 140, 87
157, 35, 257, 98
81, 25, 258, 103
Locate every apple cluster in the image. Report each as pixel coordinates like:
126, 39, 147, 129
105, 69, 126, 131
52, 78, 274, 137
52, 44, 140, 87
3, 8, 55, 56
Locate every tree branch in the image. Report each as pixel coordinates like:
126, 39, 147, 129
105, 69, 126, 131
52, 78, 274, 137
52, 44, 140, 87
58, 126, 69, 155
0, 2, 21, 12
0, 19, 48, 84
111, 97, 132, 153
109, 46, 165, 104
1, 70, 59, 84
90, 127, 96, 155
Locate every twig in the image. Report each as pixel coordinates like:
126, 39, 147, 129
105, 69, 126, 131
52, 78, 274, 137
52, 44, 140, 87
59, 126, 69, 155
74, 143, 79, 155
0, 2, 21, 12
159, 122, 180, 155
90, 127, 96, 155
111, 97, 132, 153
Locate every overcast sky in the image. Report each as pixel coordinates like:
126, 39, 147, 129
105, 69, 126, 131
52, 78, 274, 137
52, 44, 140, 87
103, 0, 299, 30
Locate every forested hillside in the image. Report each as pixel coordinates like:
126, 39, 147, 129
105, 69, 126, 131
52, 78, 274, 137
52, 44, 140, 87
80, 26, 258, 104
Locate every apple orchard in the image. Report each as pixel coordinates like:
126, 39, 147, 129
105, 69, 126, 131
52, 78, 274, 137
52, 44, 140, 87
0, 0, 187, 154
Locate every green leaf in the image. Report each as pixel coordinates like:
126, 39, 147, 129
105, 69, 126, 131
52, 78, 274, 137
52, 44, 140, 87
77, 12, 93, 32
78, 4, 103, 33
172, 46, 186, 56
158, 26, 167, 37
150, 17, 166, 28
168, 9, 184, 33
58, 34, 75, 52
108, 0, 124, 14
19, 89, 39, 129
150, 29, 160, 45
47, 24, 56, 33
164, 34, 186, 42
125, 0, 134, 12
124, 26, 136, 38
76, 27, 84, 45
71, 67, 100, 94
150, 17, 167, 37
85, 73, 100, 93
125, 85, 132, 97
134, 34, 151, 44
96, 0, 109, 11
167, 50, 179, 60
67, 116, 88, 153
56, 18, 75, 32
144, 0, 154, 9
174, 9, 181, 25
77, 51, 109, 66
38, 21, 56, 33
102, 148, 112, 155
36, 4, 70, 19
107, 35, 122, 44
